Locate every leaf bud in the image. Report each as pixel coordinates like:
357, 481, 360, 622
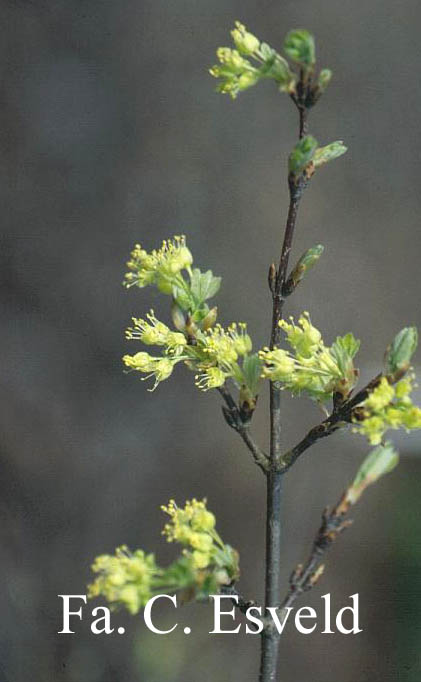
385, 326, 418, 381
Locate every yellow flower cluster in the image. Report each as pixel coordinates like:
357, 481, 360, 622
88, 546, 159, 615
88, 500, 239, 614
210, 21, 295, 99
259, 313, 359, 402
354, 376, 421, 445
162, 498, 221, 570
161, 499, 239, 587
191, 323, 253, 391
124, 236, 193, 292
126, 310, 187, 353
123, 308, 256, 394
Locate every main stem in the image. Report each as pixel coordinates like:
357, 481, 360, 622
259, 102, 307, 682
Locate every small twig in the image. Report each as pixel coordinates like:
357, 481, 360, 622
217, 385, 269, 473
277, 373, 383, 472
280, 492, 353, 612
220, 583, 260, 616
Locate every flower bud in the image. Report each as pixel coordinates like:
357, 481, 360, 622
216, 47, 249, 73
202, 306, 218, 331
123, 352, 153, 371
171, 302, 186, 331
231, 21, 260, 55
385, 327, 418, 380
284, 29, 315, 67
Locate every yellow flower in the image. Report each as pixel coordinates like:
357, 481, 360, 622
192, 551, 211, 570
123, 236, 193, 291
195, 366, 226, 391
259, 348, 295, 379
88, 546, 158, 615
280, 312, 322, 358
228, 322, 252, 356
123, 353, 180, 390
123, 352, 154, 371
364, 377, 395, 411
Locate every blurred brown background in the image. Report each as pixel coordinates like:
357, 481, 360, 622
1, 1, 421, 680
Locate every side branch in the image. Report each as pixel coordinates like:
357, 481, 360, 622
280, 492, 353, 611
217, 384, 269, 473
277, 373, 382, 472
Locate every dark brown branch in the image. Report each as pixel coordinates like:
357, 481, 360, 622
280, 492, 353, 611
260, 72, 312, 682
217, 384, 269, 473
277, 373, 382, 472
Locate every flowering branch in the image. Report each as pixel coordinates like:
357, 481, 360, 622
85, 20, 421, 682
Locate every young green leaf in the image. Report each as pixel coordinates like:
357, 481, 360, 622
385, 327, 418, 379
345, 442, 399, 505
242, 353, 262, 396
284, 29, 315, 67
288, 135, 318, 175
190, 269, 221, 304
313, 141, 347, 167
172, 284, 194, 311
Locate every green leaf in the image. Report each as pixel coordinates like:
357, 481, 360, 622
172, 284, 194, 311
259, 42, 276, 60
385, 327, 418, 378
288, 135, 318, 175
330, 333, 360, 374
242, 353, 262, 396
190, 269, 222, 304
346, 442, 399, 505
284, 29, 315, 67
313, 141, 347, 168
